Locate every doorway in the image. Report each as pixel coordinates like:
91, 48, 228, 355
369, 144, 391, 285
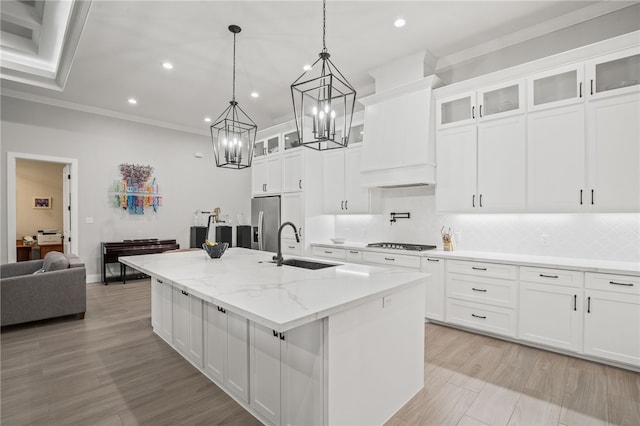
6, 152, 79, 263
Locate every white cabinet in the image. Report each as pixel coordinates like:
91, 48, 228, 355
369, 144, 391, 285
436, 114, 526, 212
518, 267, 584, 352
250, 320, 324, 426
584, 273, 640, 366
345, 249, 363, 263
281, 192, 303, 239
204, 303, 250, 402
312, 246, 346, 260
151, 276, 173, 344
422, 257, 445, 321
322, 145, 372, 214
252, 155, 282, 196
362, 251, 420, 269
585, 47, 640, 99
359, 76, 440, 187
173, 287, 203, 367
527, 64, 584, 111
586, 92, 640, 211
282, 149, 304, 193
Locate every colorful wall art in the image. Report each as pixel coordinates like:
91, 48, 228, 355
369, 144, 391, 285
112, 163, 162, 214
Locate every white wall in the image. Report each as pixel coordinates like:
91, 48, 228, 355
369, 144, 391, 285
334, 187, 640, 263
16, 159, 65, 238
1, 97, 251, 281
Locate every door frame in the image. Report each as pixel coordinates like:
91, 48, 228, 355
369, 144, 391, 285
7, 152, 79, 262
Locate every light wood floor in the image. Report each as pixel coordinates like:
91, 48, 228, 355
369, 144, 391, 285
1, 279, 639, 426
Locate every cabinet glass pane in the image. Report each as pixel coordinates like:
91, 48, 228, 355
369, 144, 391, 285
595, 54, 640, 93
254, 141, 266, 157
267, 136, 279, 154
349, 123, 364, 144
534, 70, 577, 105
483, 84, 519, 116
283, 131, 300, 150
441, 97, 472, 124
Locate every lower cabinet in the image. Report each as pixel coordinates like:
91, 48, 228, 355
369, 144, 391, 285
173, 287, 204, 367
204, 302, 250, 402
518, 267, 583, 352
250, 320, 324, 426
583, 273, 640, 366
422, 257, 445, 321
151, 276, 173, 343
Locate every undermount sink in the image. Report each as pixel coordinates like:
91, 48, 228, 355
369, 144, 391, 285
282, 258, 339, 270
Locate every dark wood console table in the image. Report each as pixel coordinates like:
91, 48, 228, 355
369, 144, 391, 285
101, 238, 179, 284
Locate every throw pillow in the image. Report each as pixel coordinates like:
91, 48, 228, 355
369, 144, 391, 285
43, 251, 70, 272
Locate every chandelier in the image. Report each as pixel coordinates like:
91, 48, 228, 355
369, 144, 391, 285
210, 25, 257, 169
290, 0, 356, 150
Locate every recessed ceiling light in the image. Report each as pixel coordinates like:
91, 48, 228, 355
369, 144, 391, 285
128, 98, 137, 105
250, 92, 259, 98
204, 117, 212, 122
394, 18, 406, 28
162, 61, 174, 70
303, 64, 312, 71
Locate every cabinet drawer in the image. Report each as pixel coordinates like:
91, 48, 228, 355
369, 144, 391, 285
446, 298, 516, 337
447, 273, 517, 308
282, 238, 303, 256
345, 249, 363, 263
586, 273, 640, 295
312, 246, 346, 260
447, 260, 517, 279
362, 251, 420, 269
520, 267, 584, 288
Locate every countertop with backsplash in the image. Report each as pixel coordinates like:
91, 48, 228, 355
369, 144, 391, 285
310, 242, 640, 276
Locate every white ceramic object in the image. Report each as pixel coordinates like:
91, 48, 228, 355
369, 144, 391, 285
330, 237, 346, 244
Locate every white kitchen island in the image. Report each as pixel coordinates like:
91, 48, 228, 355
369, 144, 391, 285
120, 247, 428, 426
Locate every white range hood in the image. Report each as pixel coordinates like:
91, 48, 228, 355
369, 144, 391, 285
359, 53, 442, 188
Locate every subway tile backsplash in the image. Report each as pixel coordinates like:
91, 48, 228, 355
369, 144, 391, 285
333, 187, 640, 263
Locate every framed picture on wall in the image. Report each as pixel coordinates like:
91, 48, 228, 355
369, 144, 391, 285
33, 197, 52, 209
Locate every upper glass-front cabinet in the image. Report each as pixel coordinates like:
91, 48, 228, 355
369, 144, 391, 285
477, 80, 524, 120
349, 123, 365, 145
283, 130, 300, 150
254, 135, 280, 158
437, 91, 476, 128
587, 48, 640, 98
528, 64, 584, 111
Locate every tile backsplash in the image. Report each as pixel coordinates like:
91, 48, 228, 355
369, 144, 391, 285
333, 186, 640, 262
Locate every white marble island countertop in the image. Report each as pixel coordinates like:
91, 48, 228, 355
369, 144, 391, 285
120, 247, 428, 332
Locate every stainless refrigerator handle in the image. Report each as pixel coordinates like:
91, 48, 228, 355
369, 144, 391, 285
257, 210, 264, 251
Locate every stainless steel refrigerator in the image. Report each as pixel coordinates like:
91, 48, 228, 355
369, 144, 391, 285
251, 196, 280, 252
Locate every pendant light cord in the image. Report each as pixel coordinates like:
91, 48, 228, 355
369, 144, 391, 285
322, 0, 326, 52
232, 31, 237, 102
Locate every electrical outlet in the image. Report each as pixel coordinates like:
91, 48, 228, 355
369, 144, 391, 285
383, 295, 393, 308
541, 234, 550, 247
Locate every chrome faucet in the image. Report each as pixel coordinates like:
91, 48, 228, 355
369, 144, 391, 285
273, 222, 300, 266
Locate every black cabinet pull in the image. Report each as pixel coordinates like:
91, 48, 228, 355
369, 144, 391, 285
580, 189, 583, 205
479, 105, 483, 117
579, 82, 583, 98
539, 274, 559, 279
272, 330, 278, 337
479, 194, 483, 207
288, 246, 296, 249
324, 250, 333, 254
472, 287, 487, 292
384, 257, 396, 261
341, 200, 344, 210
609, 281, 634, 287
427, 258, 440, 262
471, 313, 486, 319
574, 295, 577, 311
591, 189, 594, 205
279, 332, 285, 341
344, 200, 348, 210
217, 306, 226, 314
472, 266, 487, 271
349, 250, 359, 254
181, 290, 189, 296
587, 296, 591, 313
471, 106, 475, 119
299, 179, 302, 189
472, 194, 475, 208
157, 279, 163, 284
590, 79, 594, 95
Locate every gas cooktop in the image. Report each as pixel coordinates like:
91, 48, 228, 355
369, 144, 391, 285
366, 242, 437, 252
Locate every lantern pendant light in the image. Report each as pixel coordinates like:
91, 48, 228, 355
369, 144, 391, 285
291, 0, 356, 150
210, 25, 257, 169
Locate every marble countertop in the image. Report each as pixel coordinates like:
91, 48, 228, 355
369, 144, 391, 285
311, 242, 640, 275
120, 248, 428, 332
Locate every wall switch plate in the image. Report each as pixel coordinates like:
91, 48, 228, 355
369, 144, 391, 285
383, 295, 393, 308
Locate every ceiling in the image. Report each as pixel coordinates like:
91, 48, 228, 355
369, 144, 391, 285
1, 1, 638, 135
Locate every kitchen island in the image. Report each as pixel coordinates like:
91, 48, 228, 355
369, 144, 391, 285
120, 247, 428, 425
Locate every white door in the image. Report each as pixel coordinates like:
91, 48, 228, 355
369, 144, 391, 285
422, 257, 445, 321
518, 282, 582, 352
204, 302, 227, 383
187, 294, 203, 367
225, 311, 250, 402
527, 105, 586, 211
282, 150, 303, 192
343, 147, 369, 213
251, 159, 267, 195
477, 115, 526, 211
265, 156, 282, 194
584, 290, 640, 366
322, 150, 345, 214
159, 279, 173, 343
173, 287, 189, 354
250, 322, 281, 425
435, 124, 477, 212
62, 164, 71, 254
151, 277, 162, 332
281, 193, 304, 239
586, 92, 640, 211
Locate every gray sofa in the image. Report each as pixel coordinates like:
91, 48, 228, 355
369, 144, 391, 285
1, 252, 86, 326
